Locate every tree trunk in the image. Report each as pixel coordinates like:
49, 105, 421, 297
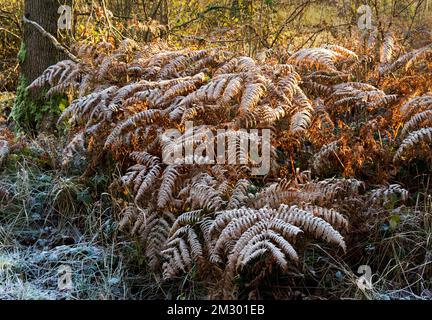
22, 0, 71, 83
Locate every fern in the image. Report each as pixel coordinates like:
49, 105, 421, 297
394, 127, 432, 162
209, 204, 345, 297
32, 38, 432, 298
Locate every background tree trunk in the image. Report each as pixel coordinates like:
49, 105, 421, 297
22, 0, 71, 83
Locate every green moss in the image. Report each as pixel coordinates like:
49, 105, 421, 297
11, 75, 68, 133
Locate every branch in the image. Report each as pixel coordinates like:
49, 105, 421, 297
169, 6, 232, 32
22, 16, 79, 63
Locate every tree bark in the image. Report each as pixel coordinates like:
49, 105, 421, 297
22, 0, 72, 83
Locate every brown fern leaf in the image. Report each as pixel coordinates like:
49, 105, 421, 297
58, 86, 119, 126
27, 60, 77, 91
400, 95, 432, 121
162, 224, 204, 279
158, 165, 181, 208
289, 88, 313, 133
186, 173, 226, 212
369, 184, 409, 205
227, 179, 252, 209
104, 109, 163, 149
221, 76, 244, 105
401, 110, 432, 137
289, 46, 356, 72
393, 127, 432, 162
380, 43, 432, 75
239, 83, 267, 113
300, 205, 348, 230
210, 204, 345, 295
312, 140, 339, 174
330, 82, 386, 109
380, 32, 395, 66
250, 177, 363, 209
123, 152, 162, 205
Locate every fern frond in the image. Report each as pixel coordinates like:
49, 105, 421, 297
170, 210, 203, 236
225, 179, 251, 209
104, 109, 163, 149
290, 88, 313, 133
222, 77, 243, 105
162, 224, 204, 279
239, 83, 266, 113
400, 95, 432, 120
27, 60, 77, 91
289, 46, 356, 71
276, 205, 346, 250
401, 110, 432, 137
300, 205, 348, 230
157, 165, 181, 208
187, 173, 226, 211
312, 140, 339, 173
380, 32, 394, 65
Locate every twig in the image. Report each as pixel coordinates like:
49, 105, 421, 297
101, 0, 114, 35
22, 15, 79, 63
400, 0, 425, 49
169, 5, 231, 32
170, 32, 244, 44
